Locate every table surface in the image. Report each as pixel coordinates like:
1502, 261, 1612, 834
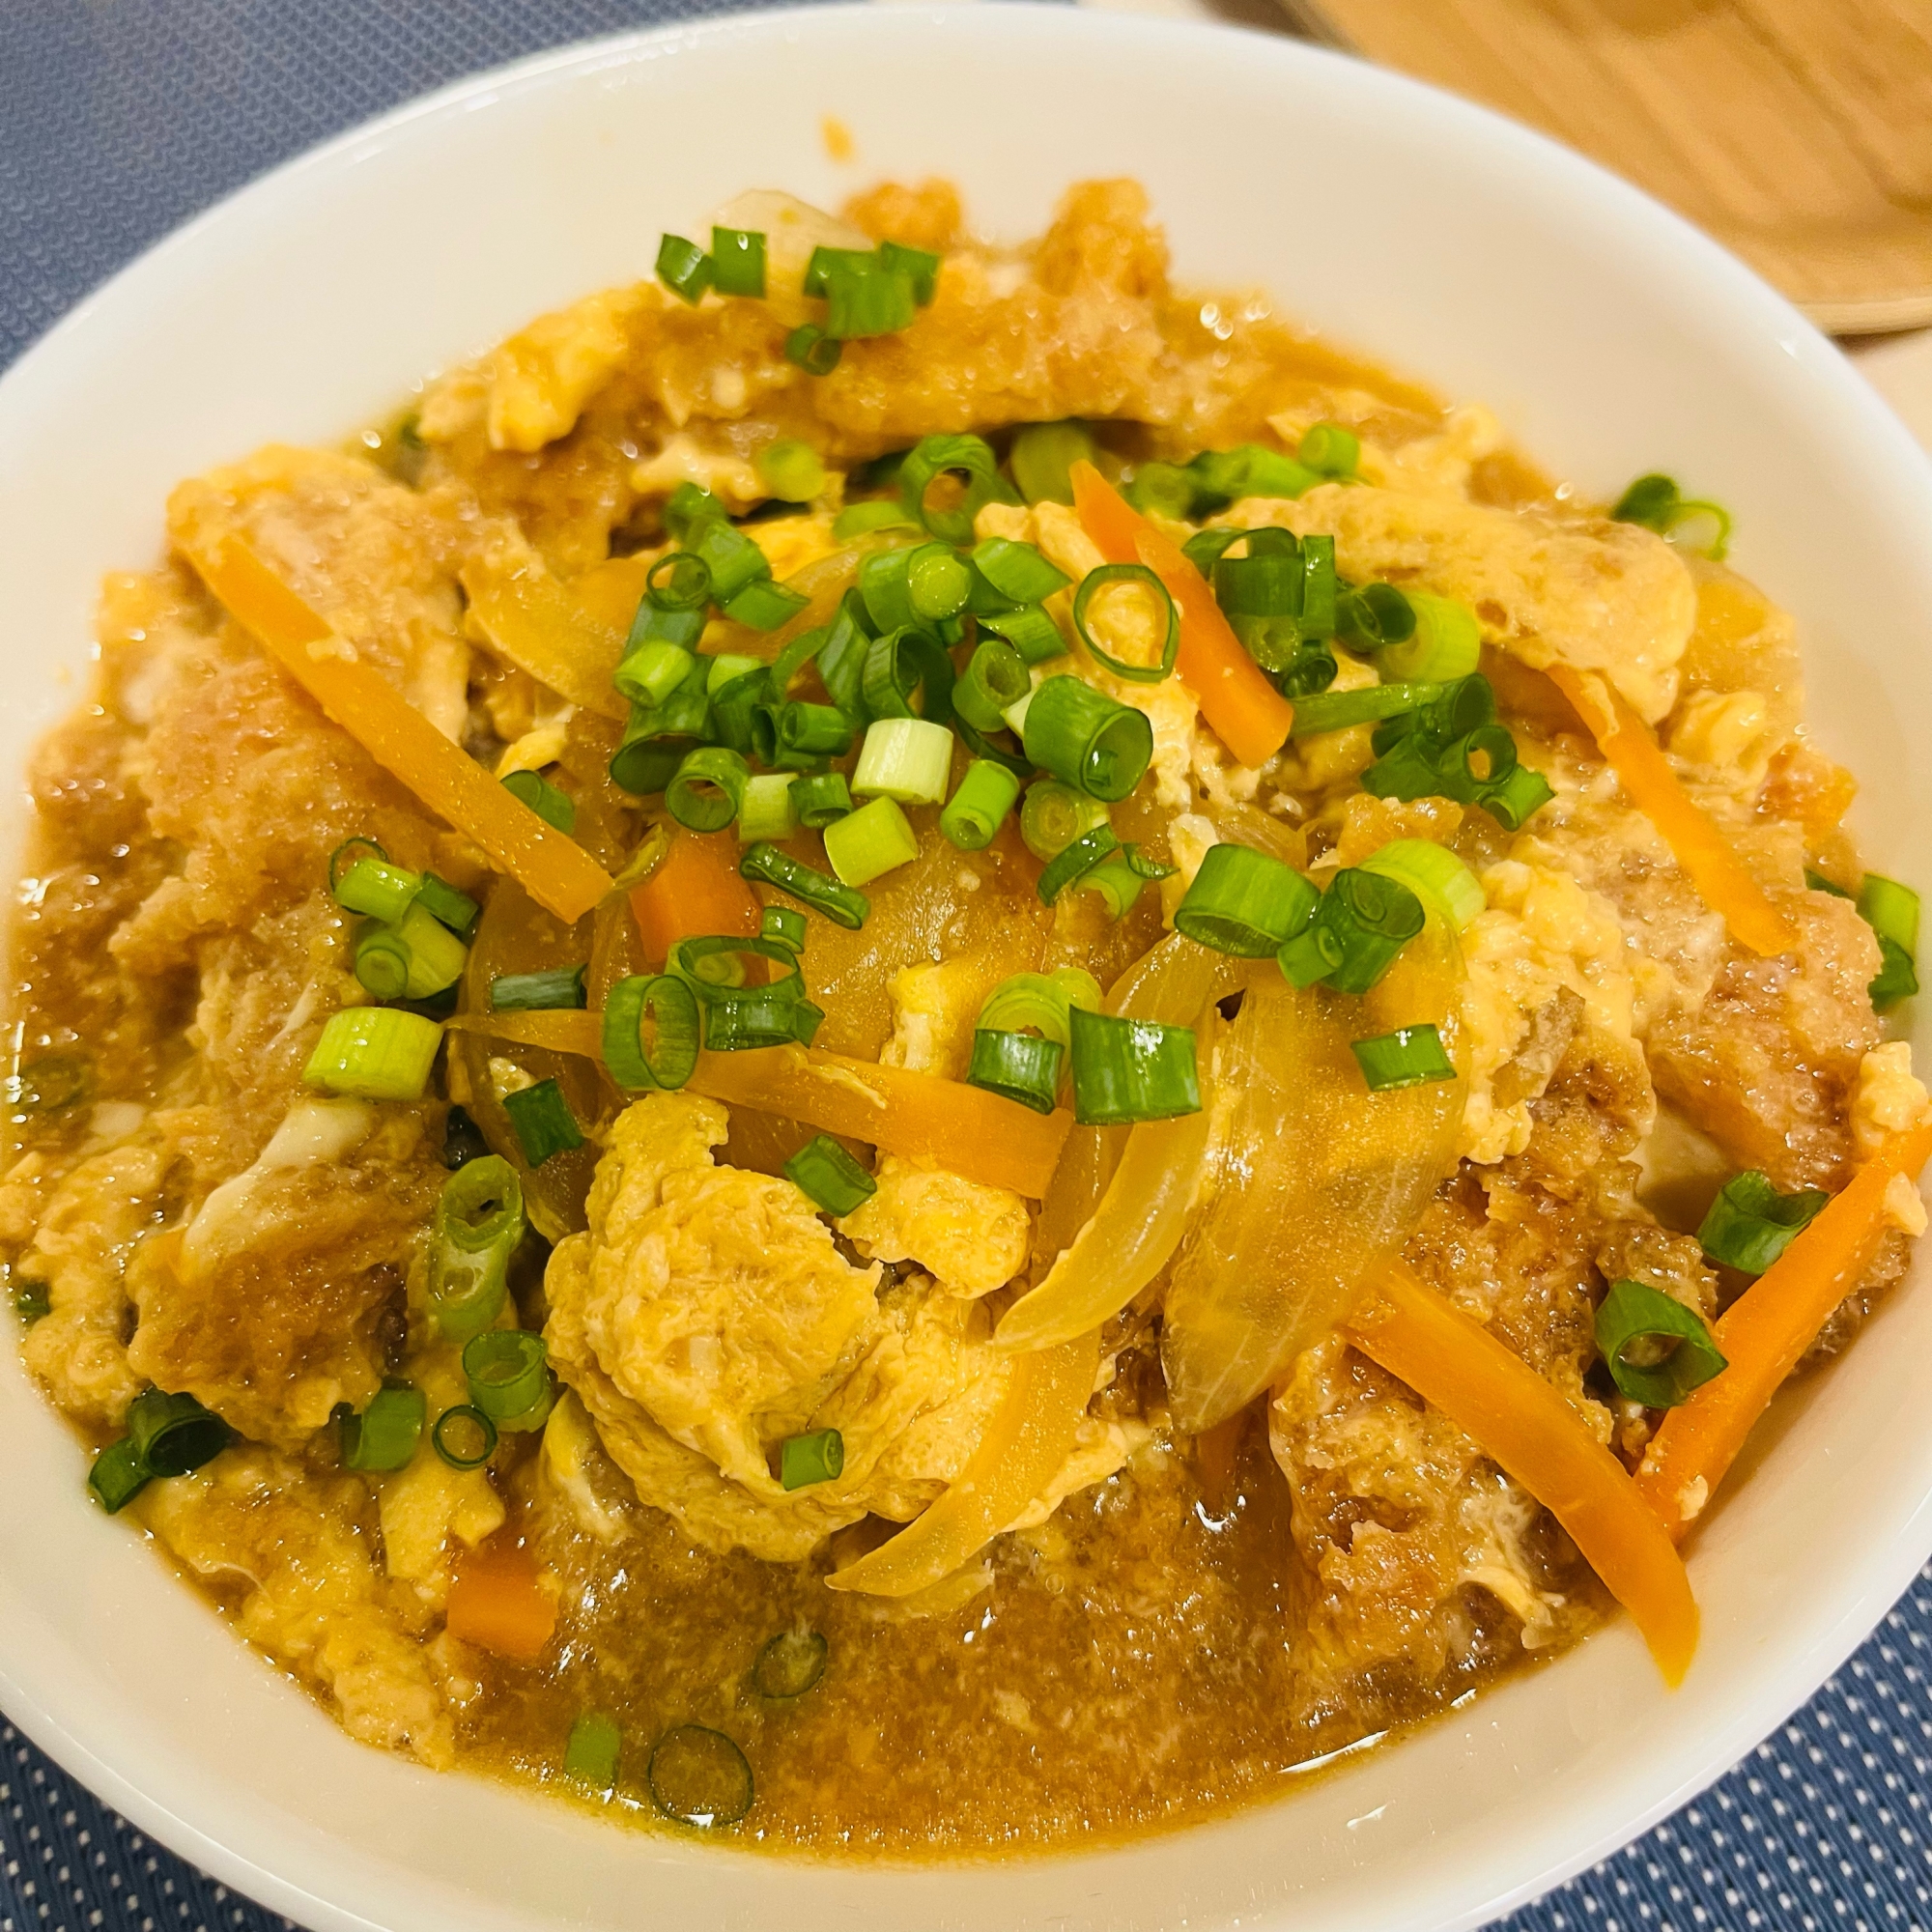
2, 3, 1930, 1929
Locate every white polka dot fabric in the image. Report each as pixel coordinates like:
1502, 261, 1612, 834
1, 5, 1929, 1925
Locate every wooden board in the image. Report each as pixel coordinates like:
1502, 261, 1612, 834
1281, 0, 1932, 333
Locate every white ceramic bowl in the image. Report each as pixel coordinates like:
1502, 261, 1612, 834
3, 8, 1930, 1929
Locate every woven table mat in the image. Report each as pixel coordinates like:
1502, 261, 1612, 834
3, 4, 1930, 1926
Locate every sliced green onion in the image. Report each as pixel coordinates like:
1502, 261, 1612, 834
1037, 824, 1119, 906
955, 713, 1032, 777
668, 934, 801, 999
967, 1030, 1064, 1114
803, 246, 877, 298
750, 1630, 828, 1700
861, 625, 954, 724
1297, 422, 1360, 476
656, 234, 713, 304
463, 1329, 552, 1431
1377, 590, 1482, 683
14, 1281, 49, 1324
1068, 1009, 1200, 1125
1009, 421, 1095, 506
978, 968, 1101, 1046
1860, 875, 1919, 1010
710, 226, 767, 299
738, 773, 800, 843
858, 546, 920, 634
761, 904, 808, 953
339, 1381, 426, 1472
780, 1428, 844, 1490
564, 1712, 623, 1791
973, 538, 1070, 605
1313, 868, 1426, 994
1479, 763, 1556, 832
127, 1388, 232, 1479
353, 924, 412, 1002
878, 239, 941, 304
790, 772, 854, 829
1611, 473, 1732, 562
939, 759, 1022, 850
303, 1009, 442, 1101
88, 1437, 151, 1514
1213, 551, 1303, 619
783, 1135, 876, 1215
428, 1154, 524, 1342
415, 873, 480, 938
832, 499, 918, 540
824, 261, 918, 340
953, 639, 1030, 735
978, 603, 1066, 666
771, 701, 854, 761
907, 545, 972, 621
1299, 534, 1338, 639
785, 325, 841, 376
1360, 840, 1485, 932
853, 718, 953, 804
724, 577, 811, 631
897, 434, 1000, 545
707, 989, 819, 1051
1697, 1170, 1830, 1276
753, 438, 823, 504
814, 593, 875, 716
740, 842, 870, 929
394, 903, 469, 998
647, 1725, 754, 1828
1291, 681, 1448, 736
1072, 563, 1179, 684
335, 855, 419, 923
692, 518, 774, 604
1019, 781, 1110, 861
665, 482, 723, 543
490, 966, 588, 1012
432, 1404, 497, 1470
703, 653, 761, 697
601, 974, 700, 1092
821, 795, 920, 888
1126, 461, 1199, 521
1194, 443, 1321, 510
502, 1078, 583, 1167
501, 768, 576, 834
1337, 582, 1416, 652
1075, 849, 1150, 921
1350, 1024, 1457, 1092
328, 836, 389, 897
1594, 1279, 1728, 1407
1022, 675, 1152, 802
648, 550, 715, 611
1174, 843, 1321, 956
666, 747, 750, 834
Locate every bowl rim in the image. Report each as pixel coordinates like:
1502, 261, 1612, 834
3, 8, 1932, 1931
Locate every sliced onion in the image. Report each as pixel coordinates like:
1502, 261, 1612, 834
1158, 916, 1467, 1432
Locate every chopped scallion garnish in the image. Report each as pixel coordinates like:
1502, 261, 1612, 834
760, 904, 808, 953
1173, 842, 1321, 956
501, 1077, 583, 1167
785, 325, 841, 376
1296, 421, 1359, 476
303, 1009, 442, 1101
709, 226, 767, 299
1611, 472, 1732, 561
339, 1380, 426, 1472
1067, 1009, 1201, 1126
414, 872, 480, 938
1009, 420, 1095, 506
749, 1630, 828, 1700
853, 717, 954, 805
126, 1387, 232, 1478
939, 758, 1022, 850
656, 233, 713, 305
490, 965, 588, 1012
967, 1029, 1064, 1114
738, 772, 801, 843
790, 772, 854, 829
1594, 1279, 1728, 1407
1350, 1024, 1457, 1092
563, 1712, 623, 1791
780, 1427, 845, 1490
1021, 675, 1152, 803
897, 434, 1000, 546
431, 1404, 497, 1470
463, 1329, 553, 1432
821, 795, 920, 888
601, 975, 700, 1093
666, 746, 751, 834
334, 854, 419, 924
647, 1724, 754, 1828
783, 1135, 876, 1215
740, 842, 869, 929
428, 1155, 524, 1343
1037, 824, 1119, 907
501, 768, 576, 834
1697, 1170, 1830, 1275
1072, 563, 1179, 684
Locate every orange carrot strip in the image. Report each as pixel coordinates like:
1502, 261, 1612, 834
182, 537, 613, 925
1347, 1261, 1699, 1685
445, 1539, 556, 1662
628, 830, 761, 964
1544, 661, 1796, 957
442, 1010, 1072, 1198
1635, 1118, 1932, 1541
1069, 461, 1294, 769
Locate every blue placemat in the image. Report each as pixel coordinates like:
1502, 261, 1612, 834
3, 5, 1931, 1927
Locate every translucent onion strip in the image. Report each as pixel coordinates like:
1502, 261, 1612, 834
826, 1328, 1099, 1598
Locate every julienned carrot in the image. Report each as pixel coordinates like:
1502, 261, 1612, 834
827, 1328, 1099, 1597
181, 536, 614, 925
445, 1539, 556, 1662
1635, 1118, 1932, 1542
1068, 461, 1294, 770
629, 830, 761, 963
1545, 662, 1796, 957
444, 1010, 1073, 1198
1346, 1261, 1699, 1685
